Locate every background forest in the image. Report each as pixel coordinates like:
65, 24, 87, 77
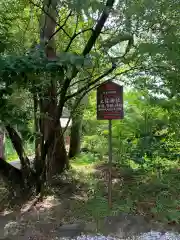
0, 0, 180, 237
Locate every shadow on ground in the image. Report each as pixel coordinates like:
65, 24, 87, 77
1, 162, 180, 239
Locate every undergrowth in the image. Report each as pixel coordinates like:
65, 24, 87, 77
68, 154, 180, 226
1, 153, 180, 228
5, 138, 34, 161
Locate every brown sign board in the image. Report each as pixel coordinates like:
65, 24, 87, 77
97, 81, 123, 120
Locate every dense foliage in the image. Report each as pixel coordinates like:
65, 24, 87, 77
83, 90, 180, 170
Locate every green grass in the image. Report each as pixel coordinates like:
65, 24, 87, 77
3, 140, 180, 225
66, 154, 180, 226
5, 138, 18, 161
5, 138, 34, 161
71, 153, 100, 166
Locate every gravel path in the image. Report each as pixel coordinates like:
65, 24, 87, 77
59, 232, 180, 240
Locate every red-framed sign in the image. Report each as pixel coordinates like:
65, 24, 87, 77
97, 81, 123, 120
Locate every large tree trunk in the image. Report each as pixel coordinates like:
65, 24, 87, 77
39, 0, 68, 178
47, 121, 67, 175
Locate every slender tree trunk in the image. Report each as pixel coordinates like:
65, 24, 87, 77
69, 92, 89, 158
69, 111, 83, 158
0, 126, 35, 195
6, 126, 30, 167
5, 126, 36, 186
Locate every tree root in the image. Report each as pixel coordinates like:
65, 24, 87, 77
20, 193, 41, 216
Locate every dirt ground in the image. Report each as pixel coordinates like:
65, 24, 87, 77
0, 163, 179, 239
0, 195, 163, 240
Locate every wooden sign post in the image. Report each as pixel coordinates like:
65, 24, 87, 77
97, 81, 123, 209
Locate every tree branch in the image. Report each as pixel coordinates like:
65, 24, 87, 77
64, 66, 97, 90
65, 14, 79, 52
75, 68, 135, 101
65, 65, 116, 101
48, 10, 72, 41
29, 0, 58, 25
29, 0, 71, 40
42, 66, 133, 162
63, 69, 135, 134
5, 126, 30, 169
58, 0, 116, 103
65, 28, 93, 52
102, 33, 133, 50
83, 0, 115, 56
66, 0, 115, 80
41, 0, 115, 161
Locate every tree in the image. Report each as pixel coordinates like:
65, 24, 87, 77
27, 0, 135, 179
0, 0, 134, 195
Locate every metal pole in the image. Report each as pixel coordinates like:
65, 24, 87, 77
108, 119, 112, 209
